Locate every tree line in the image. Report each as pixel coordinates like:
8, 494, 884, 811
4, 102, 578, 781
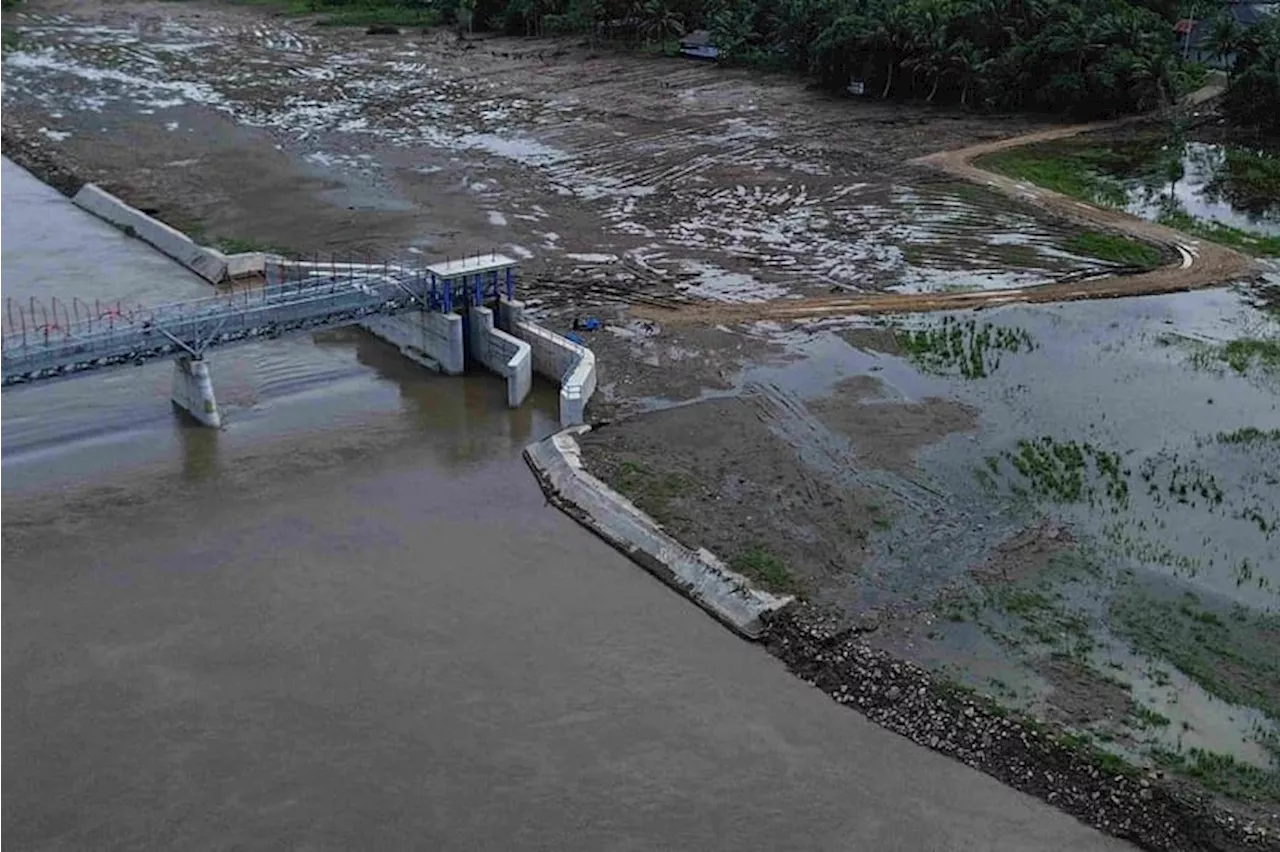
1210, 12, 1280, 132
142, 0, 1280, 128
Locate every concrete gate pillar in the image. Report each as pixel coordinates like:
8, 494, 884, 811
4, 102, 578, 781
171, 356, 221, 428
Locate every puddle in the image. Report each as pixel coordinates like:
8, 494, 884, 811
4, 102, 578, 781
5, 15, 1124, 299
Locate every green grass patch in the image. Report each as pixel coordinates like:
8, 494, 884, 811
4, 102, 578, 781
1, 29, 21, 54
894, 317, 1036, 379
1187, 335, 1280, 377
1110, 590, 1280, 718
1066, 231, 1163, 270
729, 543, 798, 594
1157, 209, 1280, 257
1000, 436, 1130, 508
212, 235, 295, 256
1218, 426, 1280, 445
1151, 747, 1280, 803
978, 148, 1129, 208
609, 459, 693, 526
1131, 704, 1171, 729
981, 143, 1280, 257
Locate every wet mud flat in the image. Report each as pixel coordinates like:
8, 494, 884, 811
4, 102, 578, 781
2, 0, 1137, 307
578, 285, 1280, 843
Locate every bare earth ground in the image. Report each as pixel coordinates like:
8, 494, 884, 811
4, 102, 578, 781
3, 2, 1278, 848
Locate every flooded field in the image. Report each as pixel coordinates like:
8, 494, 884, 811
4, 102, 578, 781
981, 132, 1280, 256
1, 4, 1138, 306
582, 282, 1280, 799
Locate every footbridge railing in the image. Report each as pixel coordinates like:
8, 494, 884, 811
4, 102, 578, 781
1, 257, 519, 388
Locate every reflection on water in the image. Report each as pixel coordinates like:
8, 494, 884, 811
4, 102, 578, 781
176, 419, 220, 484
4, 331, 561, 495
1, 156, 560, 494
1112, 141, 1280, 236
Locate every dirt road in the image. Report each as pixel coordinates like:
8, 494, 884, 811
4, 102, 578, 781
636, 94, 1258, 326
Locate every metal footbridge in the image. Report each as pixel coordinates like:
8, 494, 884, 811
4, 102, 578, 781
2, 257, 518, 388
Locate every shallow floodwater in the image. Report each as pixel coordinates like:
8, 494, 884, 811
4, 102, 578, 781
1100, 139, 1279, 237
2, 9, 1120, 305
743, 287, 1280, 769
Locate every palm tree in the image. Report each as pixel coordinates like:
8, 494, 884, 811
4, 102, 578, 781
1207, 12, 1245, 76
947, 38, 987, 106
639, 0, 683, 44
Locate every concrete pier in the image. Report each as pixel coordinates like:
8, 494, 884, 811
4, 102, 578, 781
171, 356, 221, 427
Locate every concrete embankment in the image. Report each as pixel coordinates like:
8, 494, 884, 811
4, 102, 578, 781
72, 184, 232, 284
524, 426, 793, 639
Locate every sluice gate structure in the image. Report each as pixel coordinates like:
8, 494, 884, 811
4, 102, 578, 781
1, 255, 595, 429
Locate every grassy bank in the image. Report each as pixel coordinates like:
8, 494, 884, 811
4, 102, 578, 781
1157, 209, 1280, 256
1067, 231, 1164, 269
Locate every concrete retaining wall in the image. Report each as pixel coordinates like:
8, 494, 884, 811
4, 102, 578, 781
498, 299, 597, 427
524, 427, 793, 639
224, 251, 268, 279
362, 311, 465, 375
467, 306, 533, 408
73, 184, 229, 284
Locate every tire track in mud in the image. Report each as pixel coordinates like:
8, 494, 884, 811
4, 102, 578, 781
633, 88, 1258, 326
745, 381, 945, 516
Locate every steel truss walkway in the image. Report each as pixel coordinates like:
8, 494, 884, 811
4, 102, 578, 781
2, 258, 517, 388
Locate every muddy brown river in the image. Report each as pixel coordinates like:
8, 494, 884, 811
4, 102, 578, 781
0, 159, 1128, 850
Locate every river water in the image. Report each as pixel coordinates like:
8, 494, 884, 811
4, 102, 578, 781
0, 159, 1125, 851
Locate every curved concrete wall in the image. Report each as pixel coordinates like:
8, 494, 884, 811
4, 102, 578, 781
467, 306, 532, 408
525, 426, 793, 639
72, 184, 228, 284
498, 299, 597, 427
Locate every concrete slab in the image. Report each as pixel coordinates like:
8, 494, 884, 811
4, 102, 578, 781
426, 254, 519, 278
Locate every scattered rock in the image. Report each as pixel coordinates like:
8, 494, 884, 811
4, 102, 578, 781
762, 602, 1277, 852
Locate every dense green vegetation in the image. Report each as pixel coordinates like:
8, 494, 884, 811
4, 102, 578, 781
278, 0, 1203, 117
703, 0, 1196, 116
243, 0, 1280, 127
1211, 12, 1280, 133
894, 317, 1036, 378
